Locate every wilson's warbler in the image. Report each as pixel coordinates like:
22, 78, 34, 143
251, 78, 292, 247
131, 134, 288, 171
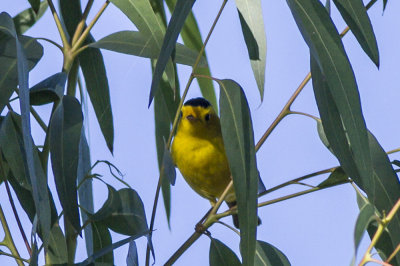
172, 97, 255, 228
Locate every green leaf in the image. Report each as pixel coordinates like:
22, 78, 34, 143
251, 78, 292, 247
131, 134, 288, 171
91, 185, 120, 222
30, 72, 66, 105
59, 0, 114, 154
317, 167, 348, 188
0, 32, 43, 115
290, 0, 373, 190
219, 79, 258, 266
235, 0, 267, 100
383, 0, 388, 11
126, 241, 138, 266
149, 0, 195, 106
46, 223, 68, 265
353, 203, 376, 257
50, 96, 83, 233
103, 188, 148, 236
92, 221, 113, 264
27, 0, 41, 14
13, 1, 48, 35
254, 240, 291, 266
77, 130, 94, 256
89, 31, 207, 67
162, 146, 176, 186
166, 0, 218, 111
332, 0, 379, 66
109, 0, 176, 105
209, 238, 241, 266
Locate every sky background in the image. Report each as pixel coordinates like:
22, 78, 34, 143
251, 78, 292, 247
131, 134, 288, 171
1, 0, 400, 265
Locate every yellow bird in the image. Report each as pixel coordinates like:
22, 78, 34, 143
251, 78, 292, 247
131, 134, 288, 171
171, 97, 241, 228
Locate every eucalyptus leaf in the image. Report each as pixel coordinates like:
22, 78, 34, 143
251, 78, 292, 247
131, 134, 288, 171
317, 167, 348, 188
126, 241, 138, 266
353, 203, 376, 257
254, 240, 291, 266
219, 79, 258, 266
13, 1, 48, 35
209, 238, 241, 266
92, 221, 114, 264
30, 72, 66, 105
27, 0, 41, 14
46, 223, 68, 265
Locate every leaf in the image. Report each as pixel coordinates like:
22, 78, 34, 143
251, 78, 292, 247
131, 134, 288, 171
91, 185, 120, 222
126, 241, 138, 266
103, 188, 148, 236
353, 203, 377, 257
0, 12, 51, 246
149, 0, 195, 106
30, 72, 66, 105
91, 221, 113, 264
46, 223, 68, 265
332, 0, 379, 66
27, 0, 41, 14
109, 0, 176, 105
77, 130, 94, 256
13, 1, 48, 35
78, 231, 149, 266
235, 0, 267, 100
89, 31, 207, 67
0, 32, 43, 113
254, 240, 291, 266
162, 146, 176, 186
317, 167, 348, 188
290, 0, 373, 190
50, 96, 83, 233
166, 0, 218, 111
209, 238, 241, 266
383, 0, 388, 11
219, 79, 258, 266
59, 0, 114, 154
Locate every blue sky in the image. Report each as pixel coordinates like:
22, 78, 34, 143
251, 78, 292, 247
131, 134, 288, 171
1, 0, 400, 265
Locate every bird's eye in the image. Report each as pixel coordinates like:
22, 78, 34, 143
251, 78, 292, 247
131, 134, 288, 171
205, 114, 210, 121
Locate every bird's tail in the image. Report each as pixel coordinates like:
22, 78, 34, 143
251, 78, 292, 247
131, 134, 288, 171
226, 201, 261, 229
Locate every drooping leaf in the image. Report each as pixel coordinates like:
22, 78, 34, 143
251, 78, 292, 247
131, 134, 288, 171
0, 32, 43, 115
90, 185, 120, 222
91, 221, 114, 264
332, 0, 379, 66
59, 0, 114, 154
219, 79, 258, 266
126, 241, 138, 266
109, 0, 176, 105
166, 0, 218, 111
77, 129, 94, 256
13, 1, 48, 35
46, 223, 68, 265
317, 167, 348, 188
209, 238, 241, 266
30, 72, 66, 105
254, 240, 291, 266
89, 31, 207, 67
50, 96, 83, 233
149, 0, 195, 106
235, 0, 267, 100
0, 12, 51, 246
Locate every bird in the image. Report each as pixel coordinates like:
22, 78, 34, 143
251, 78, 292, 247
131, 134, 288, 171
171, 97, 259, 228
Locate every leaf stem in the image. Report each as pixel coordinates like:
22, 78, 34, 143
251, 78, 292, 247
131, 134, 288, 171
0, 205, 24, 266
47, 0, 70, 49
35, 37, 63, 51
288, 110, 320, 121
71, 0, 95, 45
0, 250, 29, 263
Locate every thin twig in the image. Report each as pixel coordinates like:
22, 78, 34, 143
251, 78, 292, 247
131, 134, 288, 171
71, 0, 95, 45
47, 0, 70, 49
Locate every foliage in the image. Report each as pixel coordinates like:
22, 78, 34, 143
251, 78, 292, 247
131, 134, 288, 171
0, 0, 399, 265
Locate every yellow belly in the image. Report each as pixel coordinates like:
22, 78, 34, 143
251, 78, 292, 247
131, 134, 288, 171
171, 134, 235, 203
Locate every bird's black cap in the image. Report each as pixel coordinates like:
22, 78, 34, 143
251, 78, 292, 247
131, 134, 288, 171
184, 97, 211, 108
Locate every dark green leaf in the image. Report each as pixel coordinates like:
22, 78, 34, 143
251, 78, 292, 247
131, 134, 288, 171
353, 203, 376, 257
162, 146, 176, 186
13, 1, 48, 35
103, 188, 148, 236
109, 0, 176, 102
78, 230, 149, 266
235, 0, 267, 100
383, 0, 388, 11
254, 240, 291, 266
7, 171, 36, 221
50, 96, 83, 232
30, 72, 66, 105
59, 0, 114, 154
332, 0, 379, 66
209, 238, 241, 266
92, 221, 113, 264
126, 241, 138, 266
317, 167, 348, 188
166, 0, 218, 111
77, 130, 94, 256
393, 160, 400, 168
0, 33, 43, 112
91, 185, 120, 222
219, 79, 258, 266
89, 31, 207, 67
46, 223, 68, 265
149, 0, 195, 106
27, 0, 41, 14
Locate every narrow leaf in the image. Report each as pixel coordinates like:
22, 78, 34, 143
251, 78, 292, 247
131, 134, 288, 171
332, 0, 379, 66
162, 146, 176, 186
13, 1, 48, 35
28, 0, 41, 14
126, 241, 138, 266
90, 185, 120, 222
89, 31, 207, 67
353, 203, 376, 256
50, 96, 83, 232
254, 240, 291, 266
149, 0, 195, 106
235, 0, 267, 100
209, 238, 241, 266
219, 79, 258, 266
30, 72, 66, 105
46, 223, 68, 265
317, 167, 348, 188
91, 221, 113, 264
